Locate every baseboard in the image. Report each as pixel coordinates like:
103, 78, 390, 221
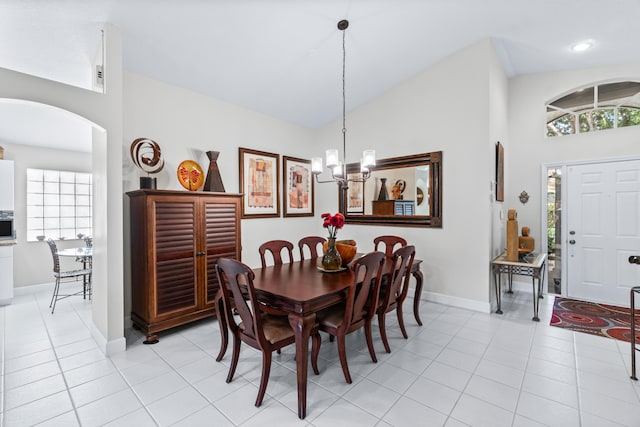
412, 286, 492, 313
14, 282, 53, 295
91, 323, 126, 355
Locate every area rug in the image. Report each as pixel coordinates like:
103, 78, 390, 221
550, 296, 640, 343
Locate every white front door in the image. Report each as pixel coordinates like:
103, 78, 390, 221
566, 160, 640, 306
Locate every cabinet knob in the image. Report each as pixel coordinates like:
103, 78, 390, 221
196, 251, 206, 256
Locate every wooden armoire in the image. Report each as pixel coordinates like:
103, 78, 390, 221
127, 189, 242, 343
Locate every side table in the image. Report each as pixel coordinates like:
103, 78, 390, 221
491, 252, 547, 321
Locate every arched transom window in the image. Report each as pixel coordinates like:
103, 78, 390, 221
546, 81, 640, 137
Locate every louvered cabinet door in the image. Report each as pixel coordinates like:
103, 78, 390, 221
203, 196, 241, 307
128, 190, 242, 342
153, 199, 199, 319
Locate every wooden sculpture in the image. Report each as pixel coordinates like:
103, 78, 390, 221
506, 209, 519, 261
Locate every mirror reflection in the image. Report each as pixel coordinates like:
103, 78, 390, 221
339, 151, 442, 228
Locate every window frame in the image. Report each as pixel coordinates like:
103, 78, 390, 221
26, 168, 93, 242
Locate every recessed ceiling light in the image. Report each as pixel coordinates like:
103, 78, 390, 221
572, 42, 592, 52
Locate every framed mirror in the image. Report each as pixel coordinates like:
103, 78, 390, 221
338, 151, 442, 227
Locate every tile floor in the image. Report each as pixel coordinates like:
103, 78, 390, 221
2, 282, 640, 426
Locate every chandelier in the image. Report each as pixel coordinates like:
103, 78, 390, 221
311, 19, 375, 189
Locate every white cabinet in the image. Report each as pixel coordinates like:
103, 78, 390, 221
0, 160, 14, 211
0, 245, 13, 305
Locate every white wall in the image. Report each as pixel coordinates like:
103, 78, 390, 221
0, 142, 91, 287
121, 71, 322, 318
508, 64, 640, 248
314, 39, 503, 311
0, 24, 125, 354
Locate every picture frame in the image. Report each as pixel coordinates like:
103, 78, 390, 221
346, 172, 365, 214
239, 148, 280, 218
282, 156, 314, 217
495, 141, 504, 202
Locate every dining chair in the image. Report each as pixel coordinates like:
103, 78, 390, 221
377, 245, 416, 353
259, 240, 294, 268
215, 257, 322, 407
46, 238, 93, 314
298, 236, 326, 260
373, 235, 407, 257
316, 250, 386, 384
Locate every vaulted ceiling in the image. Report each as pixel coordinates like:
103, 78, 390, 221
1, 0, 639, 151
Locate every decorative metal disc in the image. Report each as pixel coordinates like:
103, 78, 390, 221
130, 138, 165, 174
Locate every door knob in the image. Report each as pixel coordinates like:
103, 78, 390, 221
569, 240, 576, 245
569, 231, 576, 235
629, 255, 640, 265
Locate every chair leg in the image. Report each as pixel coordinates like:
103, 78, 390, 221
255, 351, 272, 407
336, 334, 352, 384
50, 278, 61, 314
226, 334, 241, 383
215, 295, 228, 362
365, 320, 378, 363
311, 332, 321, 375
397, 304, 408, 339
378, 311, 391, 353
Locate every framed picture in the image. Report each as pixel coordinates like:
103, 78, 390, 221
283, 156, 314, 217
346, 172, 365, 214
239, 148, 280, 218
495, 141, 504, 201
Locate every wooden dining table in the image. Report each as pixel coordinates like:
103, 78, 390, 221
214, 255, 424, 419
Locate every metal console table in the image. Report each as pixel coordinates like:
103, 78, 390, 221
491, 252, 547, 321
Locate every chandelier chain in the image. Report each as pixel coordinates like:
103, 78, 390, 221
341, 24, 347, 164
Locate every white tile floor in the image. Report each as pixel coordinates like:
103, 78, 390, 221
2, 282, 640, 426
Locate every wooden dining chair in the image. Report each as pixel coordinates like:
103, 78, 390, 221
373, 235, 407, 257
377, 245, 416, 353
259, 240, 294, 268
316, 251, 386, 384
215, 258, 322, 407
298, 236, 326, 260
46, 238, 92, 313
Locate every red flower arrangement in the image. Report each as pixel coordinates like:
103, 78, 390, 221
321, 212, 345, 239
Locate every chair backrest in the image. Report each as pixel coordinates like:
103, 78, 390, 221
258, 240, 294, 269
342, 251, 386, 331
380, 245, 416, 310
46, 238, 61, 273
215, 258, 268, 349
298, 236, 326, 260
373, 235, 407, 257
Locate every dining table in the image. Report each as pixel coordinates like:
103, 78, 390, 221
214, 255, 424, 419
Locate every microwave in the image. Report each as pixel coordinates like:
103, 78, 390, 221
0, 211, 15, 240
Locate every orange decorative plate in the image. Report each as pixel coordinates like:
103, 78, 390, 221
177, 160, 205, 191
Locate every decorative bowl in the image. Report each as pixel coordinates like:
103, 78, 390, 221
323, 240, 357, 267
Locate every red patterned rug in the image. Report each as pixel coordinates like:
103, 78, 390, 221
550, 296, 640, 343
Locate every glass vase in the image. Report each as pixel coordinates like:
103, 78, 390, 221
322, 237, 343, 271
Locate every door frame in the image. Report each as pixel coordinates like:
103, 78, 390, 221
540, 154, 640, 298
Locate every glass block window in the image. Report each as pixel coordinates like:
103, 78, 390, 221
26, 168, 92, 242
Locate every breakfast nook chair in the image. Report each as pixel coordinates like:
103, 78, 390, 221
46, 238, 92, 313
